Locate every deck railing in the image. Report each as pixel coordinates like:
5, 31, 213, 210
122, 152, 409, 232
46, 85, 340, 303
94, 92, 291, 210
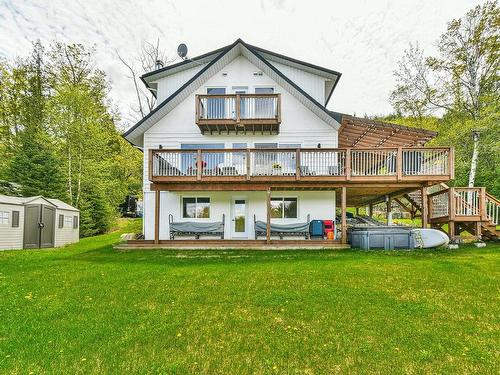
429, 189, 450, 219
485, 193, 500, 225
150, 147, 453, 183
196, 94, 281, 123
428, 186, 500, 224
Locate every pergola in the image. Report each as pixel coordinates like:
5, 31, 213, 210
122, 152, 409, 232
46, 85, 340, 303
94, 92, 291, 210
333, 112, 437, 148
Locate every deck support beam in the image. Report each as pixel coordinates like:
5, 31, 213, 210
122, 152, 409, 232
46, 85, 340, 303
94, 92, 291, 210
341, 186, 347, 244
421, 187, 428, 228
448, 220, 455, 241
386, 195, 393, 225
154, 190, 160, 244
266, 189, 271, 244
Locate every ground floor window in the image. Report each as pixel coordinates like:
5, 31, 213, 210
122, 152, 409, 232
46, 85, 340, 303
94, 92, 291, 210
270, 197, 298, 219
0, 211, 9, 225
182, 197, 210, 218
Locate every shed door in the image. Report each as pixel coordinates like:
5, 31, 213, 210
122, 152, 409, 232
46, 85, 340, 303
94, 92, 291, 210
24, 205, 41, 249
40, 206, 55, 248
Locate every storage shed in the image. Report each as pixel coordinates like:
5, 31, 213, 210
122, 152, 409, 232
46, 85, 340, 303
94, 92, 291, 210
0, 195, 79, 250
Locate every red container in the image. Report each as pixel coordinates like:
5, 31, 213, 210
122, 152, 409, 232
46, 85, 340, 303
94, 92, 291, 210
323, 220, 334, 237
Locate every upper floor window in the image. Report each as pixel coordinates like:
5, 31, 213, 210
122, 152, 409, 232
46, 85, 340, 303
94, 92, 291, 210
180, 144, 225, 174
255, 87, 274, 94
254, 87, 275, 118
206, 87, 226, 119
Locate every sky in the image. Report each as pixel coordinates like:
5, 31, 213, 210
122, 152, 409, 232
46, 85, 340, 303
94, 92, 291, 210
0, 0, 485, 128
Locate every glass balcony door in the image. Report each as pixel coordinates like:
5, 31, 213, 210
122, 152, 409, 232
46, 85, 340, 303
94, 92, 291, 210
232, 86, 248, 120
206, 87, 226, 119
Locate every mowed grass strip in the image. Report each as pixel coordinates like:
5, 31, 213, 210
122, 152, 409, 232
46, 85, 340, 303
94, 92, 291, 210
0, 220, 498, 374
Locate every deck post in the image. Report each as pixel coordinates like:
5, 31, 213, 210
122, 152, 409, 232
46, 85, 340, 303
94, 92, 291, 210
386, 195, 393, 225
448, 220, 455, 241
266, 189, 271, 244
154, 190, 160, 244
421, 187, 428, 228
479, 187, 487, 220
345, 149, 351, 181
396, 147, 403, 181
368, 203, 373, 217
475, 222, 482, 240
196, 150, 202, 181
341, 186, 347, 244
246, 148, 251, 180
295, 148, 301, 181
448, 187, 456, 223
235, 94, 241, 123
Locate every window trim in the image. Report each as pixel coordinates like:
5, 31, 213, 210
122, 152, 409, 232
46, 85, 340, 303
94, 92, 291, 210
64, 215, 73, 228
0, 211, 10, 225
12, 211, 20, 228
206, 87, 227, 94
270, 197, 299, 219
253, 86, 275, 94
58, 214, 64, 228
181, 197, 211, 219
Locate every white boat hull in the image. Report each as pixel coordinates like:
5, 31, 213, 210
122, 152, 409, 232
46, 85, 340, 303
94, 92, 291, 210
412, 228, 449, 248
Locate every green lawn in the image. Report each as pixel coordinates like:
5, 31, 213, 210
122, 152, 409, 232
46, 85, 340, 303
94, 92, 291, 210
1, 220, 499, 374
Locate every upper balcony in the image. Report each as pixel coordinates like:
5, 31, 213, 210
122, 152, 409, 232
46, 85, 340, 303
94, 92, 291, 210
149, 147, 454, 185
195, 94, 281, 134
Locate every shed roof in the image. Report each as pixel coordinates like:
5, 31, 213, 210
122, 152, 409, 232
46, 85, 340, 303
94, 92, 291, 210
333, 112, 437, 148
0, 194, 79, 211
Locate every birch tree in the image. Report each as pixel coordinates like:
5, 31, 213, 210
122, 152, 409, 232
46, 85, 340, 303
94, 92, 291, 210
390, 0, 499, 188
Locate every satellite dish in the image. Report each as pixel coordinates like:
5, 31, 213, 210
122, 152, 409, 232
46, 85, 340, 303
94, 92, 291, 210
177, 43, 188, 59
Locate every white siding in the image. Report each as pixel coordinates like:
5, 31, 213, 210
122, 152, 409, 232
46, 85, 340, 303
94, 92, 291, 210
143, 55, 338, 190
154, 64, 208, 103
0, 203, 24, 250
271, 61, 327, 104
143, 190, 336, 240
54, 209, 79, 247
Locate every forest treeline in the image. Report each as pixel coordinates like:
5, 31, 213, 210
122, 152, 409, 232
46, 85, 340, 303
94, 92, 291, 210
383, 1, 499, 196
0, 42, 142, 236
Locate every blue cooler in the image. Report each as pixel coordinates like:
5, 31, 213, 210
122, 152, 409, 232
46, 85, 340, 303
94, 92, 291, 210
309, 220, 324, 239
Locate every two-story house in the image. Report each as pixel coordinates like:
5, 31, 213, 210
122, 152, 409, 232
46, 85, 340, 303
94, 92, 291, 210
124, 39, 460, 247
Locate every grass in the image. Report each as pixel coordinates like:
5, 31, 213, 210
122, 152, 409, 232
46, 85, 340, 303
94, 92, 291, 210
0, 220, 499, 374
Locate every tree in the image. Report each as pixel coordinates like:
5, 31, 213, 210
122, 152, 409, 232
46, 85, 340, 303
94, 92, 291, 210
0, 41, 143, 236
4, 41, 65, 197
390, 1, 499, 189
117, 39, 173, 120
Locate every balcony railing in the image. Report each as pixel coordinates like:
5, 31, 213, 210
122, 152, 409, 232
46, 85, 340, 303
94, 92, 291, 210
195, 94, 281, 133
149, 147, 453, 183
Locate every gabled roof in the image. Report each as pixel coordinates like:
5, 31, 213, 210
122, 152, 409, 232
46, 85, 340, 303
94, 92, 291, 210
140, 40, 341, 102
124, 39, 343, 146
0, 194, 79, 211
333, 112, 437, 148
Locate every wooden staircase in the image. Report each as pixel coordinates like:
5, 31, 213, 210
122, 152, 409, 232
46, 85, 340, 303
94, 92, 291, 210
481, 192, 500, 239
427, 186, 499, 241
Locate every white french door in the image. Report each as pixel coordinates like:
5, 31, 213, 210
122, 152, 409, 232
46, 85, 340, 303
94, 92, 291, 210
231, 198, 248, 238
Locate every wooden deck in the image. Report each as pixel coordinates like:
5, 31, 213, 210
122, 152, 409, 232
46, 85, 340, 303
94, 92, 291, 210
149, 147, 454, 185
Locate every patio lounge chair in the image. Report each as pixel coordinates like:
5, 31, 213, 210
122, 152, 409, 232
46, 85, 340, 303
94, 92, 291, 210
254, 214, 310, 239
169, 214, 225, 239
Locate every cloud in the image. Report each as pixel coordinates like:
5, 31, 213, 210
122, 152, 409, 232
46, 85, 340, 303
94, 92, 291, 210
0, 0, 484, 128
